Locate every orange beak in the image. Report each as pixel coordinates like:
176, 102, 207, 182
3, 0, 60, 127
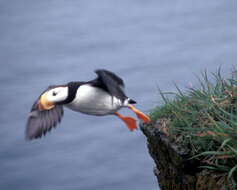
38, 91, 55, 111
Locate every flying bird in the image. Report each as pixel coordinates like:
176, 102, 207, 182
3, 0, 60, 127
26, 69, 150, 140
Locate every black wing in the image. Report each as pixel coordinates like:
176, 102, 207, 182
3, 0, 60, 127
96, 69, 124, 87
26, 86, 64, 140
92, 69, 127, 100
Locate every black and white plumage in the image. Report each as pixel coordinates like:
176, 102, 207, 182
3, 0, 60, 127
26, 69, 149, 140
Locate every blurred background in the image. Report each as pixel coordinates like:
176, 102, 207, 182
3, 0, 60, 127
1, 1, 237, 190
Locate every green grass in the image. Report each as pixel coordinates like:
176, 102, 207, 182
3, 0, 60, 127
150, 68, 237, 189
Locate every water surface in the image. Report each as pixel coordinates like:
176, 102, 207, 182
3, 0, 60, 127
1, 1, 237, 190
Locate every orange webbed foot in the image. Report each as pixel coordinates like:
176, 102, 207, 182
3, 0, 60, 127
114, 112, 137, 131
128, 105, 150, 123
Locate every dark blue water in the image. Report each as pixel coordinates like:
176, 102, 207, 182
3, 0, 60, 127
1, 1, 237, 189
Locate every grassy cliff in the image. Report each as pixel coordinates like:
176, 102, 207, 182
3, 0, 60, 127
146, 69, 237, 189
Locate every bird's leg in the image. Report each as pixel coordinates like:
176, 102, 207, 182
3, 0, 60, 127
128, 104, 150, 123
114, 112, 137, 131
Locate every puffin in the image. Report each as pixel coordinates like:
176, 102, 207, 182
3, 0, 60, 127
26, 69, 150, 140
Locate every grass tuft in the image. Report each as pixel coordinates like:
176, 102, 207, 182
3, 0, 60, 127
150, 68, 237, 188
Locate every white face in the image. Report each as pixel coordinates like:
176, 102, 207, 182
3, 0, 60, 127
46, 87, 68, 103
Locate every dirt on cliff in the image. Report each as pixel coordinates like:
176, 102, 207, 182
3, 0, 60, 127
140, 119, 229, 190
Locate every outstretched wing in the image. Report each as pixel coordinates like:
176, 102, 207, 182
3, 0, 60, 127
26, 86, 64, 140
93, 69, 127, 100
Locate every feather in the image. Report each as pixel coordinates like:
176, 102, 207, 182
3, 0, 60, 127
92, 69, 127, 101
26, 87, 64, 140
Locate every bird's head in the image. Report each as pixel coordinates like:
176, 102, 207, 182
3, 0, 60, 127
38, 86, 68, 111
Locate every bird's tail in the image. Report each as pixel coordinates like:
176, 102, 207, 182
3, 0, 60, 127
128, 98, 136, 104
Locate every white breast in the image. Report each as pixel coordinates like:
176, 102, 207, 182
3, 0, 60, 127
66, 84, 123, 115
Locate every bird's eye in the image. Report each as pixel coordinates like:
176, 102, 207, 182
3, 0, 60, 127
52, 91, 57, 96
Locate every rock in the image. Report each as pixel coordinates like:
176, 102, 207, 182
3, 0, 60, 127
140, 119, 228, 190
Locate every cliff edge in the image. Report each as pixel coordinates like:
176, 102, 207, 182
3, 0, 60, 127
140, 119, 229, 190
140, 70, 237, 190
